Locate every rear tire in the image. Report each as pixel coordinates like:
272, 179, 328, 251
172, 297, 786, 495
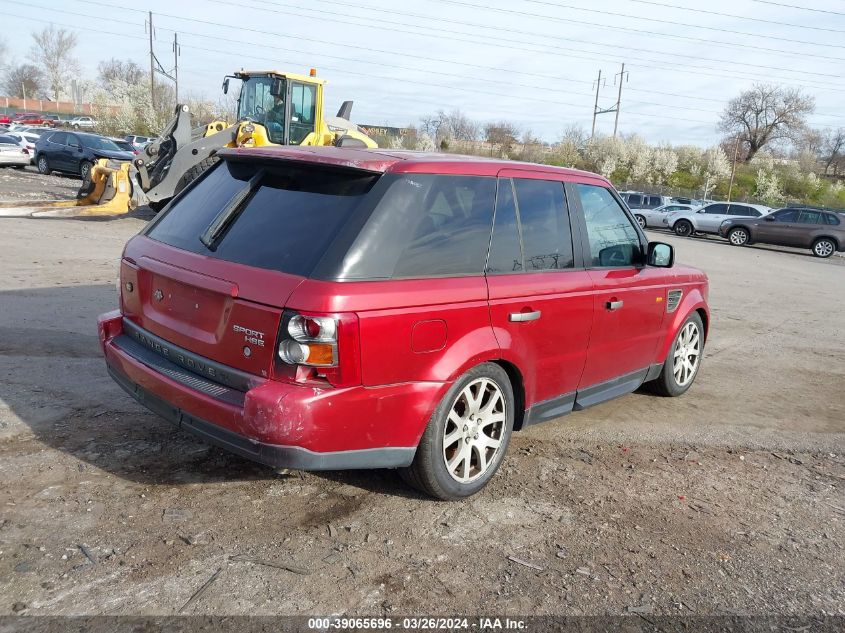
635, 214, 646, 229
173, 156, 220, 197
812, 238, 836, 258
728, 227, 749, 246
400, 363, 514, 500
37, 155, 51, 175
673, 220, 693, 237
646, 312, 704, 397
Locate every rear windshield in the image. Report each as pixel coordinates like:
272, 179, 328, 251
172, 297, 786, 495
146, 160, 379, 277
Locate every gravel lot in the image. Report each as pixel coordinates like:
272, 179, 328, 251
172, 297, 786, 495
0, 168, 843, 617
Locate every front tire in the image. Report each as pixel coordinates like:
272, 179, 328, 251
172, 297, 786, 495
674, 219, 694, 237
635, 214, 646, 229
37, 155, 52, 175
400, 363, 514, 500
728, 227, 749, 246
79, 160, 93, 182
646, 312, 704, 397
812, 238, 836, 258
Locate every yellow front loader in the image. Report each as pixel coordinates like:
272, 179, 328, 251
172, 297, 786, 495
0, 69, 376, 218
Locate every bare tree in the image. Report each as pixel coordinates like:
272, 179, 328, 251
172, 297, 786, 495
718, 84, 814, 163
820, 128, 845, 176
97, 58, 145, 87
484, 121, 519, 156
0, 37, 8, 70
2, 64, 46, 98
29, 25, 79, 101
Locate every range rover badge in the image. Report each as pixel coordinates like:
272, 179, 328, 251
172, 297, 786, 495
153, 289, 164, 301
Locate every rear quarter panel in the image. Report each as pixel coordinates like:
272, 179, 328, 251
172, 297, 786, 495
287, 277, 501, 387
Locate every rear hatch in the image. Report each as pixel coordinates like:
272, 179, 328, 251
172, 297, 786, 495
120, 156, 380, 379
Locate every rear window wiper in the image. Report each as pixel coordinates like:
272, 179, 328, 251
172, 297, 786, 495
199, 169, 265, 250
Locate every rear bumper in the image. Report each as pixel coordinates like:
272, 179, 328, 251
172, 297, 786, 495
98, 312, 442, 470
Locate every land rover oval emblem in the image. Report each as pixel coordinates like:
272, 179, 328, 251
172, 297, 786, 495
153, 289, 164, 302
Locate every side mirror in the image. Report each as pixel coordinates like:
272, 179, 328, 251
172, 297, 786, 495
764, 215, 775, 221
647, 242, 674, 268
697, 209, 706, 213
270, 78, 284, 97
222, 78, 229, 95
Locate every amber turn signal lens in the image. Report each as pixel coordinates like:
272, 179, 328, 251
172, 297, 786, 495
305, 343, 334, 366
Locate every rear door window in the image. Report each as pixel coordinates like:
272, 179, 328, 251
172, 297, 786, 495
705, 204, 728, 214
487, 179, 523, 274
513, 178, 573, 270
797, 210, 822, 224
626, 194, 642, 206
147, 160, 379, 278
48, 131, 67, 145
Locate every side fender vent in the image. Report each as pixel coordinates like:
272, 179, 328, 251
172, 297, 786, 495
667, 289, 683, 313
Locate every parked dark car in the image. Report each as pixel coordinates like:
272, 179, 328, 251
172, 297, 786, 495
34, 131, 135, 179
718, 207, 844, 258
98, 146, 709, 500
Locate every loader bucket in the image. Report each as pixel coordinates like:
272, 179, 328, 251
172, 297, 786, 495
0, 159, 134, 218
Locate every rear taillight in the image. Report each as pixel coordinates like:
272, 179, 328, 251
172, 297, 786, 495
21, 148, 29, 155
276, 310, 361, 388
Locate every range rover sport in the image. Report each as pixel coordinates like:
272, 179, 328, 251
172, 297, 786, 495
98, 146, 710, 500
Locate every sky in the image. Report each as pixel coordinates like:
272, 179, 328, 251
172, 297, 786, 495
1, 0, 843, 147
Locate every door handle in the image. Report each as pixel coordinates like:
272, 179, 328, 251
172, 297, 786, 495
509, 310, 541, 322
606, 300, 624, 310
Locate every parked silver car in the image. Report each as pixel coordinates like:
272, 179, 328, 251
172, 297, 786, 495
632, 203, 694, 229
666, 202, 771, 236
70, 116, 96, 129
0, 133, 31, 167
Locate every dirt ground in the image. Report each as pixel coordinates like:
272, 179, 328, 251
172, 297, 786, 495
0, 167, 843, 617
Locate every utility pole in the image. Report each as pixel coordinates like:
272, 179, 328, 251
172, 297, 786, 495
591, 69, 602, 139
727, 135, 741, 202
173, 33, 180, 104
613, 63, 628, 138
148, 11, 155, 111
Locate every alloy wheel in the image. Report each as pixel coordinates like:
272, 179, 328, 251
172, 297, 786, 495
442, 378, 506, 484
674, 221, 692, 237
636, 215, 646, 229
80, 162, 91, 180
729, 228, 748, 245
38, 157, 48, 173
814, 239, 834, 258
672, 321, 701, 387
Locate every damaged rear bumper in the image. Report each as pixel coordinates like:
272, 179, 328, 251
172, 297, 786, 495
98, 312, 435, 471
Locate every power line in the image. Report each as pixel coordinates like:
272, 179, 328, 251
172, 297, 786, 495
281, 0, 844, 81
17, 0, 842, 124
624, 0, 845, 33
423, 0, 845, 60
750, 0, 845, 16
222, 0, 845, 94
22, 0, 845, 102
7, 8, 699, 125
515, 0, 845, 47
2, 2, 840, 128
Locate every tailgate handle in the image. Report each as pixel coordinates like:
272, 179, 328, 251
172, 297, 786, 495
509, 310, 541, 322
606, 300, 624, 311
138, 256, 238, 297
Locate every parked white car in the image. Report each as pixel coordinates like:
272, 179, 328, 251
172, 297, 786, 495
6, 132, 39, 163
0, 133, 31, 167
70, 116, 96, 129
666, 202, 772, 236
632, 203, 694, 229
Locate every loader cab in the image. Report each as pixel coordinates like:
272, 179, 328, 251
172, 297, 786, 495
234, 71, 322, 146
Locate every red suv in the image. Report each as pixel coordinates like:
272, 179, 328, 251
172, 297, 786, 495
98, 147, 709, 499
